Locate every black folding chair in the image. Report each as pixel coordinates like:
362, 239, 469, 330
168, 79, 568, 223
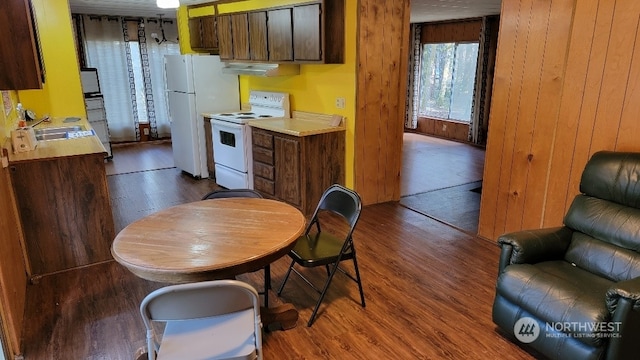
277, 184, 366, 326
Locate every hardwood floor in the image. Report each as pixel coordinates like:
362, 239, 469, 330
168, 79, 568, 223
105, 140, 174, 176
401, 133, 486, 235
401, 133, 485, 196
20, 142, 537, 359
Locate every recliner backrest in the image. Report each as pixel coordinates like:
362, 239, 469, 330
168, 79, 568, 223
563, 151, 640, 282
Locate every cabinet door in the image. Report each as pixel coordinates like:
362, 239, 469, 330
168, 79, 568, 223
200, 16, 218, 50
267, 8, 293, 61
217, 15, 234, 60
274, 135, 301, 206
293, 4, 322, 61
248, 11, 268, 61
231, 13, 250, 60
0, 0, 43, 90
188, 17, 203, 49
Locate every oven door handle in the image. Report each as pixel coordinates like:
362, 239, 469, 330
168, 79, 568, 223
211, 119, 245, 130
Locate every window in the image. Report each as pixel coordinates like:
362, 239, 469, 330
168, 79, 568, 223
127, 42, 149, 124
418, 42, 479, 122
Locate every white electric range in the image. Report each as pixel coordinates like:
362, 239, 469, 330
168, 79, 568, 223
210, 90, 290, 189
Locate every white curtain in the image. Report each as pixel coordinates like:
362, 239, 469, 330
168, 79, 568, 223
145, 19, 180, 138
83, 16, 136, 142
405, 23, 422, 129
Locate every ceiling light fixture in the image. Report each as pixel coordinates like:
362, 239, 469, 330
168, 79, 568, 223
157, 0, 180, 9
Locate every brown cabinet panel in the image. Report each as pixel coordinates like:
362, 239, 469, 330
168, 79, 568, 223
293, 4, 321, 61
253, 130, 273, 148
189, 16, 218, 51
254, 177, 275, 195
322, 0, 345, 63
248, 11, 268, 61
254, 162, 275, 180
274, 135, 301, 206
253, 147, 274, 165
217, 15, 233, 60
200, 16, 218, 50
267, 8, 293, 61
10, 154, 114, 276
0, 0, 43, 90
231, 13, 250, 60
252, 127, 345, 214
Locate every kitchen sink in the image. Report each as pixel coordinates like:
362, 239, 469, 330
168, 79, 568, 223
34, 125, 86, 141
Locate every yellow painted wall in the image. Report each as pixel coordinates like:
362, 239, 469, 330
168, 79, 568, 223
17, 0, 84, 120
178, 1, 357, 187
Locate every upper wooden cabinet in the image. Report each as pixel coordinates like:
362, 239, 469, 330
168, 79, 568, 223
267, 8, 294, 62
0, 0, 44, 90
231, 13, 250, 60
211, 0, 344, 64
248, 12, 268, 61
217, 15, 233, 60
189, 15, 218, 53
293, 4, 321, 61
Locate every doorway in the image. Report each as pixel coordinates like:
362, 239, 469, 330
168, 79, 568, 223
399, 133, 485, 235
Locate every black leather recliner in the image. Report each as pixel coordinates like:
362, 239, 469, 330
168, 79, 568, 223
493, 151, 640, 360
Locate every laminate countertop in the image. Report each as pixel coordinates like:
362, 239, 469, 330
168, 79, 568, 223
6, 117, 107, 163
247, 111, 346, 137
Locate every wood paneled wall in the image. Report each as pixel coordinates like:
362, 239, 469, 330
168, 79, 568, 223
355, 0, 411, 205
0, 150, 27, 357
414, 118, 470, 142
479, 0, 640, 240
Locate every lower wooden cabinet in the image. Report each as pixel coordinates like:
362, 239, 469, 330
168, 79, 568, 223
10, 153, 115, 278
252, 128, 344, 215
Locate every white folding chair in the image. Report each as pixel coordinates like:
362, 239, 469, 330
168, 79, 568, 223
140, 280, 262, 360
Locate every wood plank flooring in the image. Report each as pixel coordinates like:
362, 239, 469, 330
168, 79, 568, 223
20, 141, 538, 359
401, 133, 485, 196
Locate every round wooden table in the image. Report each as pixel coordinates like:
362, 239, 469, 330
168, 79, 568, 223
111, 198, 306, 284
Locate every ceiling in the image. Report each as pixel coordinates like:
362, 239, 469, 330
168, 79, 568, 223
67, 0, 502, 22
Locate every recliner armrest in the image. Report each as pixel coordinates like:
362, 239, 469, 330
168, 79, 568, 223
497, 226, 573, 273
606, 277, 640, 314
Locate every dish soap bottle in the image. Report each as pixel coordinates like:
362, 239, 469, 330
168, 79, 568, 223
16, 103, 26, 128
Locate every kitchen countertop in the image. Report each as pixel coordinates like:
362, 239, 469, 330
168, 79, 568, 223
6, 116, 107, 163
247, 111, 346, 137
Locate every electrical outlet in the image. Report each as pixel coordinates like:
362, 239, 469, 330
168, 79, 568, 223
335, 97, 345, 109
143, 128, 150, 135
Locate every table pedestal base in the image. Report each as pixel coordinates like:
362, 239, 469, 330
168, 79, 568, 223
261, 303, 298, 331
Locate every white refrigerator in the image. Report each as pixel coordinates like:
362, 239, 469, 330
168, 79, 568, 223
164, 54, 239, 178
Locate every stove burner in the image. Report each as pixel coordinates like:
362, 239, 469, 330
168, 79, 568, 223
258, 115, 273, 118
236, 116, 256, 119
219, 113, 234, 116
239, 112, 255, 115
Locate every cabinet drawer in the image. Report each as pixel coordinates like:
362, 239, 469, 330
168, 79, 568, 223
253, 131, 273, 148
254, 177, 275, 195
253, 161, 274, 180
253, 147, 274, 165
85, 97, 104, 110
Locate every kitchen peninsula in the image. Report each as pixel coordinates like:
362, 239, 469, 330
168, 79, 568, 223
6, 117, 114, 280
248, 112, 345, 215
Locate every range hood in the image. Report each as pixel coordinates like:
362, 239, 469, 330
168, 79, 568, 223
222, 62, 300, 77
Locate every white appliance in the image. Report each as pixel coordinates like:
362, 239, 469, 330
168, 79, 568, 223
165, 54, 239, 178
210, 91, 290, 189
